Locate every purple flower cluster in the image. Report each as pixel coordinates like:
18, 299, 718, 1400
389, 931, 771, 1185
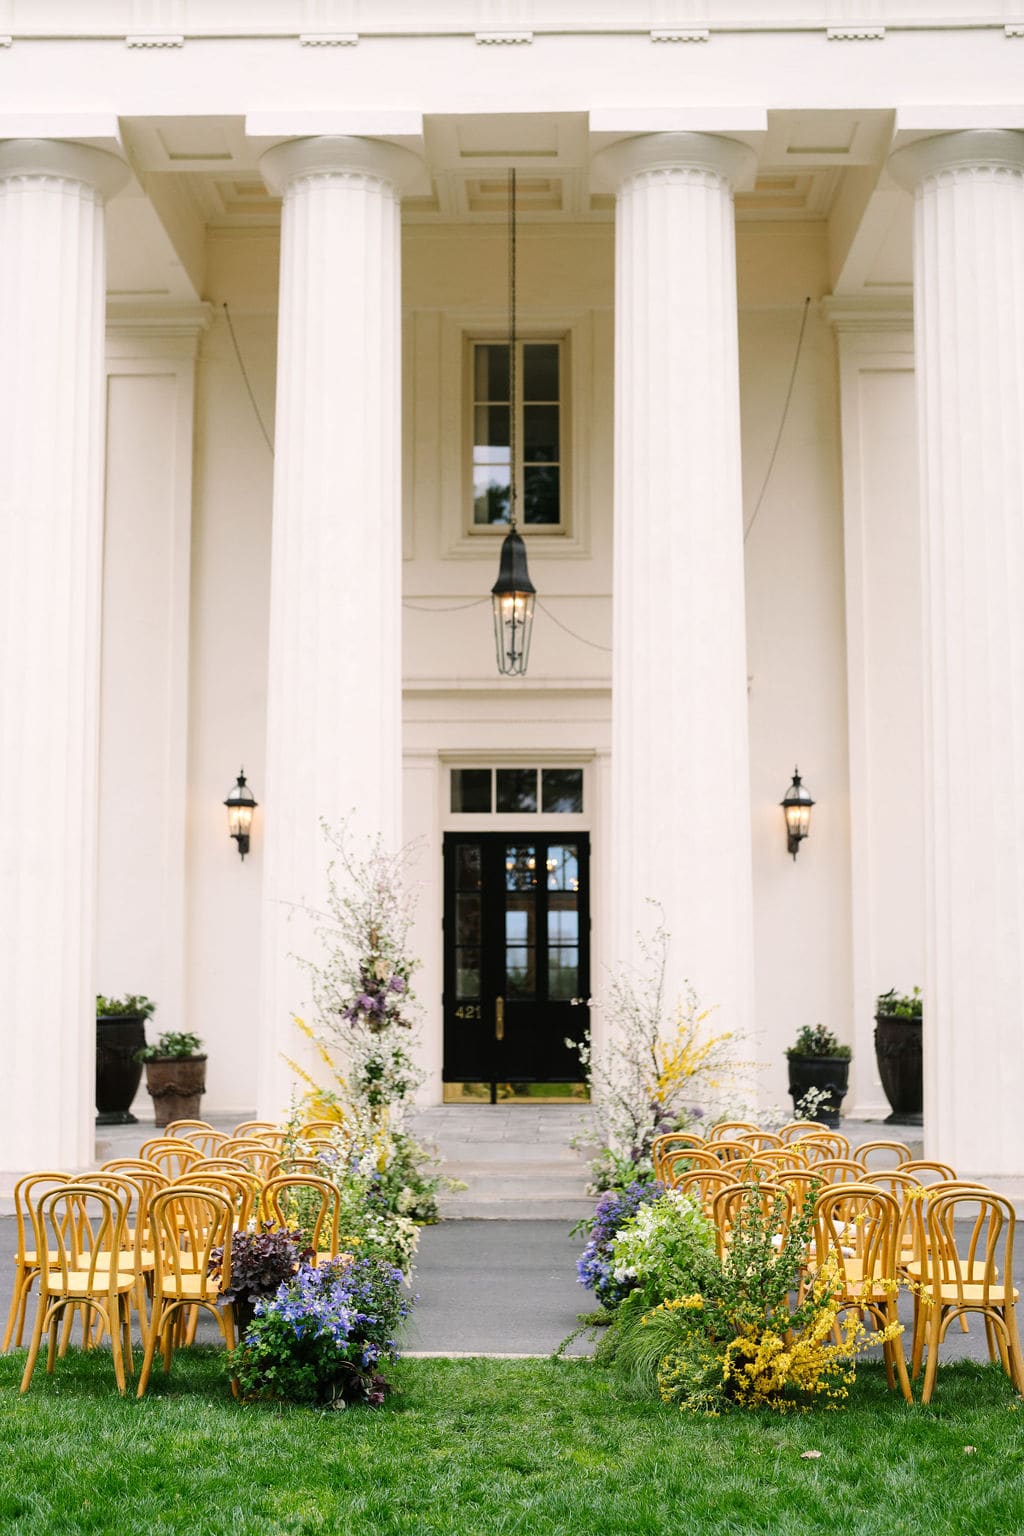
576, 1179, 664, 1307
341, 965, 410, 1033
257, 1254, 411, 1369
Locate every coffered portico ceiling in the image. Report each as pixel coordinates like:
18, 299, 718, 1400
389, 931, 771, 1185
4, 3, 1020, 303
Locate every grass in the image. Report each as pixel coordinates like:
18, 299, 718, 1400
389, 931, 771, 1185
0, 1352, 1023, 1535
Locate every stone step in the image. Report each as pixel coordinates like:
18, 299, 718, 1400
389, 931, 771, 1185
439, 1195, 594, 1222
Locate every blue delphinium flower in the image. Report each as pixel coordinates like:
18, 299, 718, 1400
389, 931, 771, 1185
576, 1180, 664, 1307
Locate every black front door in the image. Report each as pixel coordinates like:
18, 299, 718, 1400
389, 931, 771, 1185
443, 832, 590, 1099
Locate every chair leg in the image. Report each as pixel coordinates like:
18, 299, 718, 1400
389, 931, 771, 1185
18, 1299, 47, 1394
121, 1296, 134, 1378
1004, 1307, 1024, 1396
46, 1307, 61, 1374
921, 1303, 944, 1404
910, 1293, 925, 1380
136, 1299, 163, 1399
109, 1301, 126, 1395
2, 1267, 32, 1353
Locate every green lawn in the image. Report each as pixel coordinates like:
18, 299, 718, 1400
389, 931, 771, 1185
0, 1352, 1022, 1535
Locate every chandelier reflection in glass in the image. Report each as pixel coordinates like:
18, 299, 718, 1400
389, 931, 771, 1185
491, 168, 537, 675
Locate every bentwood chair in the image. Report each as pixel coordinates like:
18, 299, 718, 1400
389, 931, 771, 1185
2, 1172, 68, 1353
900, 1159, 957, 1184
262, 1175, 342, 1265
673, 1168, 735, 1219
219, 1139, 282, 1180
738, 1131, 786, 1154
20, 1185, 137, 1394
779, 1120, 829, 1143
137, 1139, 203, 1180
232, 1120, 280, 1140
920, 1189, 1024, 1402
137, 1187, 238, 1398
855, 1139, 913, 1168
794, 1131, 851, 1161
810, 1158, 870, 1185
661, 1148, 721, 1187
811, 1183, 912, 1403
652, 1132, 706, 1179
711, 1181, 795, 1261
708, 1121, 759, 1142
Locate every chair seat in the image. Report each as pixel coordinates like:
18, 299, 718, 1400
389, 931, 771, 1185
41, 1267, 136, 1297
155, 1273, 220, 1301
934, 1282, 1019, 1305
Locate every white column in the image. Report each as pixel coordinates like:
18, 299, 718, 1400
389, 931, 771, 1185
257, 136, 421, 1119
0, 139, 129, 1180
889, 130, 1024, 1177
594, 132, 757, 1046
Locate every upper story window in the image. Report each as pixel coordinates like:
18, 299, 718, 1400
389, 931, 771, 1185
471, 340, 564, 531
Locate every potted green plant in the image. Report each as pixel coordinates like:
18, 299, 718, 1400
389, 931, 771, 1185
874, 986, 922, 1126
136, 1031, 207, 1128
96, 993, 156, 1126
785, 1023, 851, 1129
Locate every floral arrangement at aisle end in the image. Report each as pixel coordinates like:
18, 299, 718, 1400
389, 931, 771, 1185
575, 1180, 665, 1308
606, 1182, 903, 1415
570, 912, 754, 1193
285, 824, 458, 1270
230, 1254, 411, 1408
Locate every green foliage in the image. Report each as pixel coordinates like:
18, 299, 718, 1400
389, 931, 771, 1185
208, 1225, 311, 1314
876, 986, 923, 1018
609, 1189, 717, 1308
786, 1023, 852, 1060
135, 1030, 204, 1061
96, 993, 155, 1019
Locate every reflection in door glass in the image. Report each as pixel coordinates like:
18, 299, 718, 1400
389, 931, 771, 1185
504, 845, 538, 889
505, 948, 536, 997
457, 843, 482, 890
547, 903, 578, 944
456, 960, 480, 999
548, 947, 579, 999
545, 844, 579, 891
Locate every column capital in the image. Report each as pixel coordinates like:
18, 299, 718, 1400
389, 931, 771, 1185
592, 131, 756, 196
260, 134, 425, 198
0, 138, 129, 199
889, 129, 1024, 191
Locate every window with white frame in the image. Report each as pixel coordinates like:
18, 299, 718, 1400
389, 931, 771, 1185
470, 339, 565, 532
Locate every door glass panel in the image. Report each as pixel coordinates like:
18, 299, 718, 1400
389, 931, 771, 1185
546, 844, 579, 891
547, 903, 578, 945
457, 893, 481, 946
504, 844, 538, 889
497, 770, 538, 814
456, 957, 480, 999
548, 947, 579, 999
541, 768, 583, 814
456, 843, 482, 890
505, 947, 536, 997
505, 896, 536, 946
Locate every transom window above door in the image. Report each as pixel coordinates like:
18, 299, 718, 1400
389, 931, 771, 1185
471, 340, 564, 530
450, 766, 583, 815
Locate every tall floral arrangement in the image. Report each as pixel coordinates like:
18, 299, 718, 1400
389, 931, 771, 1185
292, 823, 424, 1122
572, 913, 749, 1189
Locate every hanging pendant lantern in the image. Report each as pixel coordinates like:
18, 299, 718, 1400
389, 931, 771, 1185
491, 167, 537, 676
491, 526, 536, 675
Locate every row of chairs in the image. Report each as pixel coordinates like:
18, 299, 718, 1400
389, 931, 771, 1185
664, 1153, 1023, 1402
4, 1125, 347, 1397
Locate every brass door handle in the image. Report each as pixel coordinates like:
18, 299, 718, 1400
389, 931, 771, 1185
495, 997, 505, 1042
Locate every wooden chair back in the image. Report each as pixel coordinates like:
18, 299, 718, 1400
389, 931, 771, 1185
738, 1131, 785, 1153
708, 1121, 759, 1141
137, 1139, 202, 1180
219, 1140, 282, 1180
855, 1139, 913, 1168
711, 1180, 795, 1260
811, 1158, 869, 1185
652, 1132, 706, 1179
794, 1130, 850, 1160
673, 1168, 734, 1218
709, 1139, 758, 1165
232, 1120, 279, 1140
779, 1120, 829, 1143
262, 1175, 342, 1260
900, 1159, 957, 1184
921, 1189, 1024, 1399
745, 1149, 808, 1174
662, 1147, 722, 1186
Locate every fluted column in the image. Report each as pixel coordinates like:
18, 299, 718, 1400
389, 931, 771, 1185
890, 130, 1024, 1177
594, 133, 757, 1045
257, 136, 421, 1118
0, 139, 129, 1178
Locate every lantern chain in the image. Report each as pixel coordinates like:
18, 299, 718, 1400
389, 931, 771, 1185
508, 166, 518, 533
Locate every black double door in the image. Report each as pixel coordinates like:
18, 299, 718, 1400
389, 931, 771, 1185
443, 832, 590, 1098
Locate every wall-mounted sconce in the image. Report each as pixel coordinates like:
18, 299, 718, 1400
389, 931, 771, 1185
224, 769, 258, 860
781, 767, 814, 860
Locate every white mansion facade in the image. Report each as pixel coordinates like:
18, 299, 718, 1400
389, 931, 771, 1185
2, 1, 1023, 1183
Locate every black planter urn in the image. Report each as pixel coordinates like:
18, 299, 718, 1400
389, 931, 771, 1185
873, 1013, 923, 1125
786, 1055, 850, 1130
95, 1015, 147, 1125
